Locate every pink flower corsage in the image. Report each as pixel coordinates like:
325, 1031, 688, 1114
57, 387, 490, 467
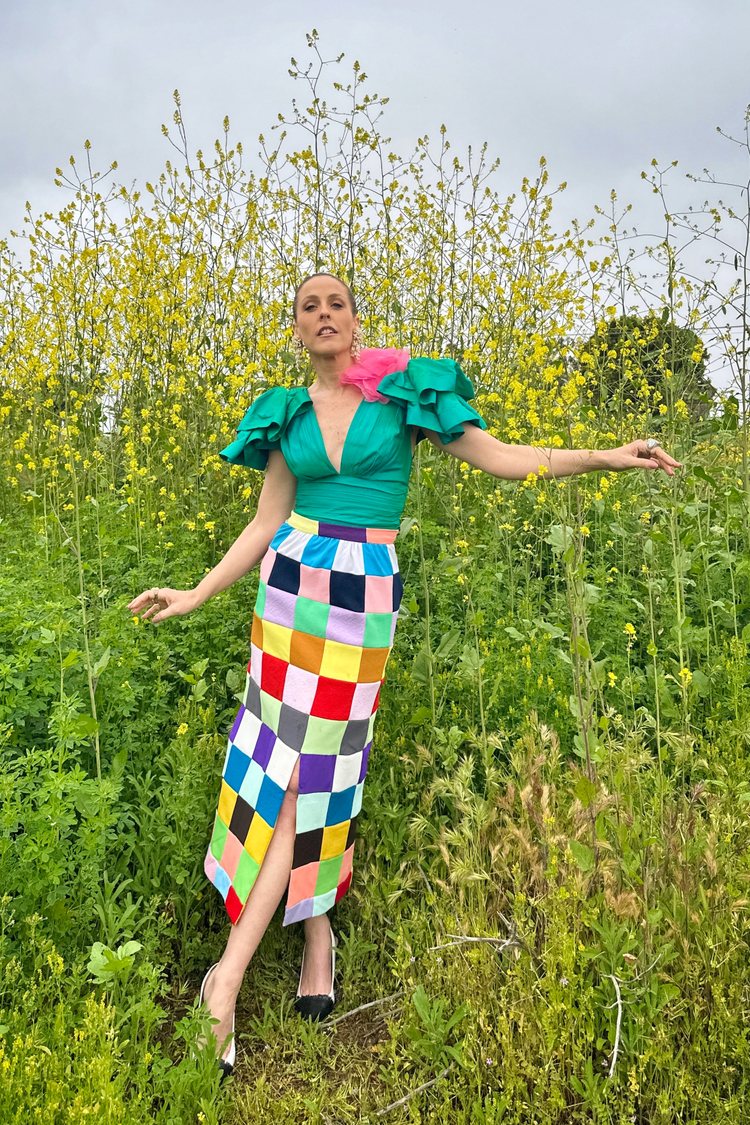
338, 347, 410, 402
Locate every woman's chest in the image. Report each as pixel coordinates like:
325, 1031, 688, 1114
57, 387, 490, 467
282, 398, 413, 481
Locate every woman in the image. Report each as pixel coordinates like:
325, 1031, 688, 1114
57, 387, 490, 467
127, 273, 681, 1076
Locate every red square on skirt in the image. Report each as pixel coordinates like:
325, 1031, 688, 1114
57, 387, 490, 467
311, 676, 357, 720
260, 652, 288, 700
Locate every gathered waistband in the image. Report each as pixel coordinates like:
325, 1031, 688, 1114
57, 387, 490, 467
287, 510, 398, 544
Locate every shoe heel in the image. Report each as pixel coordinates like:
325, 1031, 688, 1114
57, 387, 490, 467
198, 962, 235, 1076
295, 921, 337, 1021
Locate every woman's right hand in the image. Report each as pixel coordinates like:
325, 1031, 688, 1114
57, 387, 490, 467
126, 586, 201, 624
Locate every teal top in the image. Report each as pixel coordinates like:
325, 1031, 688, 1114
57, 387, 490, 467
219, 356, 488, 529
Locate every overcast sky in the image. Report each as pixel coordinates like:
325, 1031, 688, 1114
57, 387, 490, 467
2, 1, 748, 253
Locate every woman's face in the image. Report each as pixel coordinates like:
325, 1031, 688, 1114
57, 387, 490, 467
293, 276, 359, 362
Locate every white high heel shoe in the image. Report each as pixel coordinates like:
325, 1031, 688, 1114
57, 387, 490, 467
295, 921, 337, 1021
199, 962, 236, 1077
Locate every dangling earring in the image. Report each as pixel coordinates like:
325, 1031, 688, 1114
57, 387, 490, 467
292, 333, 306, 360
350, 325, 364, 363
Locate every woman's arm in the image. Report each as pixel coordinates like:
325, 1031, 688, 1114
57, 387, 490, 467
422, 425, 682, 479
128, 450, 296, 624
191, 451, 297, 607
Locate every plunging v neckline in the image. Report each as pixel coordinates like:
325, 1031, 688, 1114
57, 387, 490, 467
304, 389, 367, 476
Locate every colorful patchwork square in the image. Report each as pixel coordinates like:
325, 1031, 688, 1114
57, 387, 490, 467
268, 553, 301, 594
300, 534, 339, 569
224, 744, 251, 792
319, 639, 363, 682
332, 752, 362, 792
299, 753, 336, 794
363, 612, 393, 648
262, 584, 298, 629
330, 570, 366, 612
311, 676, 357, 720
363, 543, 395, 576
327, 606, 367, 646
332, 539, 365, 574
293, 596, 331, 638
290, 630, 325, 675
299, 564, 331, 601
281, 664, 319, 711
276, 702, 310, 752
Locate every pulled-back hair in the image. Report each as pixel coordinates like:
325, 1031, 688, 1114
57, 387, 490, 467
292, 272, 357, 318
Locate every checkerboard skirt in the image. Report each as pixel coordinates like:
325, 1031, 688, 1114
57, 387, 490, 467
204, 511, 403, 926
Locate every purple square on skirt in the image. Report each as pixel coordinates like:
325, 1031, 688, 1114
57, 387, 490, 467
299, 753, 336, 794
229, 705, 245, 744
358, 742, 372, 784
253, 723, 276, 771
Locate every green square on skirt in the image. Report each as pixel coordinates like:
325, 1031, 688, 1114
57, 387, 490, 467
209, 817, 228, 861
234, 849, 261, 900
260, 690, 282, 731
363, 612, 393, 648
304, 715, 347, 755
254, 581, 267, 618
293, 596, 331, 638
315, 855, 344, 896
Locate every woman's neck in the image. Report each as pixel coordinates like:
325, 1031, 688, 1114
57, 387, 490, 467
308, 352, 355, 394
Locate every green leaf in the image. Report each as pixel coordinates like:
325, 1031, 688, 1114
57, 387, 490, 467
92, 647, 111, 680
533, 618, 566, 640
574, 775, 598, 808
434, 627, 461, 661
568, 839, 595, 872
504, 626, 524, 641
412, 985, 431, 1023
72, 714, 99, 738
409, 706, 432, 725
545, 524, 573, 553
411, 647, 432, 685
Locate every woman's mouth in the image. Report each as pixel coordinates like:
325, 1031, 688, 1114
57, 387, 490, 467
317, 326, 337, 337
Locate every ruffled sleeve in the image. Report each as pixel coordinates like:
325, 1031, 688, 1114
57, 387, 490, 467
219, 386, 306, 470
376, 356, 488, 444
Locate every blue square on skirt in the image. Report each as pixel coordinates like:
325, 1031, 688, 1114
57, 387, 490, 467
224, 744, 250, 793
363, 543, 394, 577
301, 535, 339, 569
327, 786, 356, 826
256, 774, 285, 823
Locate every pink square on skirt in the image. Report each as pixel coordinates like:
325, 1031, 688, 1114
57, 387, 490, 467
288, 860, 319, 904
221, 831, 244, 880
259, 548, 276, 584
364, 575, 393, 613
298, 564, 331, 601
282, 664, 319, 711
350, 680, 381, 720
249, 643, 263, 683
339, 843, 355, 885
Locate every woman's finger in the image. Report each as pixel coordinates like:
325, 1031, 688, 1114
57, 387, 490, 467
128, 588, 159, 612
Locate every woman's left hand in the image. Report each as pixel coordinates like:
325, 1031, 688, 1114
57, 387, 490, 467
606, 441, 683, 476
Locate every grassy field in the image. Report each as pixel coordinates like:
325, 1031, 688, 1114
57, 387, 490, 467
1, 42, 750, 1124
